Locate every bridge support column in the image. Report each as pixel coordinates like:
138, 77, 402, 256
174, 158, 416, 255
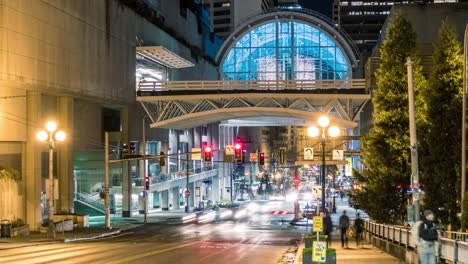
172, 187, 180, 210
212, 176, 220, 203
161, 190, 169, 210
138, 193, 145, 214
189, 182, 195, 208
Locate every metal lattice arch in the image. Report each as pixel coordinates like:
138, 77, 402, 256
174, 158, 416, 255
216, 10, 359, 81
137, 9, 368, 129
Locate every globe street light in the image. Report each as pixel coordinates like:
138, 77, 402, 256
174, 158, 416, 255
308, 115, 340, 213
37, 121, 66, 239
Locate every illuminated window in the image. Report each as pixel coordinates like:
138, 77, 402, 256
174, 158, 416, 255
221, 21, 350, 80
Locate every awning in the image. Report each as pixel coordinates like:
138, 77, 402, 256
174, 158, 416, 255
136, 46, 194, 69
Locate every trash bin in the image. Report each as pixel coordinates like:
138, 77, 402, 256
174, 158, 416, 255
1, 219, 11, 238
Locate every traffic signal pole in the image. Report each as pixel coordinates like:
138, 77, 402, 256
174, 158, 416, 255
185, 152, 190, 213
104, 132, 111, 228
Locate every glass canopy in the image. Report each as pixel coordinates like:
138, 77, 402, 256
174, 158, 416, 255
221, 21, 350, 80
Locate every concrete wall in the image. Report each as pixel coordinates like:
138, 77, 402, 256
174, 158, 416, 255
0, 0, 219, 228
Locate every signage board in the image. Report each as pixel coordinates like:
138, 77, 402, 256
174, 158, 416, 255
304, 148, 314, 160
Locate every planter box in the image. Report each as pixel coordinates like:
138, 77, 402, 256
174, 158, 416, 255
54, 214, 89, 228
55, 220, 73, 232
11, 225, 29, 237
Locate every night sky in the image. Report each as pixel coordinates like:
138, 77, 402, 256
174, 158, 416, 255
298, 0, 333, 18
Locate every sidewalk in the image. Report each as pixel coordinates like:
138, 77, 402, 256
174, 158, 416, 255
294, 233, 402, 264
293, 196, 402, 263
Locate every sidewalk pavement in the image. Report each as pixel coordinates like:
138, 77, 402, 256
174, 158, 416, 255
294, 232, 403, 264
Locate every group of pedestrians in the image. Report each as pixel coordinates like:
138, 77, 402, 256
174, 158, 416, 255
337, 210, 364, 249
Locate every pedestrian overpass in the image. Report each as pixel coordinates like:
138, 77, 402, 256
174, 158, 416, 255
136, 79, 369, 129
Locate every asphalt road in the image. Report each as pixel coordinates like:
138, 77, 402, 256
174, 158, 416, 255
0, 200, 303, 264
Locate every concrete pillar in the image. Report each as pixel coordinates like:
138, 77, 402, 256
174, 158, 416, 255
189, 182, 195, 207
212, 176, 220, 203
161, 190, 169, 210
25, 91, 43, 230
138, 194, 145, 214
172, 187, 180, 209
57, 96, 74, 214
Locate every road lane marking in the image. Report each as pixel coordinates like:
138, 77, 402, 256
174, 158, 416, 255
106, 241, 201, 264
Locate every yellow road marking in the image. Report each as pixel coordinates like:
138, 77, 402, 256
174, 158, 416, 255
107, 241, 201, 264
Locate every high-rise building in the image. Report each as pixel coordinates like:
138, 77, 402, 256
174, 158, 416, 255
332, 0, 458, 54
202, 0, 299, 39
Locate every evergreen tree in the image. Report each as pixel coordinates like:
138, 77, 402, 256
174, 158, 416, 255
354, 11, 426, 224
419, 21, 463, 230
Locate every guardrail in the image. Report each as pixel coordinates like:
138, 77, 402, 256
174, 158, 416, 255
365, 221, 468, 263
137, 79, 367, 92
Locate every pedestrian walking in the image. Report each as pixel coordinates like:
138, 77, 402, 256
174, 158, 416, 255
339, 210, 350, 248
340, 190, 344, 201
323, 211, 333, 247
415, 210, 438, 264
354, 213, 364, 248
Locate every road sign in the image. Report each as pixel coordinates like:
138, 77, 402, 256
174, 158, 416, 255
304, 147, 314, 160
312, 241, 327, 263
313, 216, 323, 232
292, 176, 301, 187
225, 145, 234, 155
332, 150, 344, 160
192, 148, 201, 160
250, 153, 258, 162
184, 189, 191, 197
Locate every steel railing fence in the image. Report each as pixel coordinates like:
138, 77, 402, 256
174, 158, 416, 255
364, 220, 468, 264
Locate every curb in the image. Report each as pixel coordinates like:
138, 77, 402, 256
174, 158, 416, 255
63, 229, 122, 243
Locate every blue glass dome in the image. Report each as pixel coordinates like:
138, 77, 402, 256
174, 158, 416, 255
221, 21, 351, 80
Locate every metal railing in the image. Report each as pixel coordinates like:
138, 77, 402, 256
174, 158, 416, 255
365, 221, 468, 263
76, 192, 105, 213
137, 79, 367, 92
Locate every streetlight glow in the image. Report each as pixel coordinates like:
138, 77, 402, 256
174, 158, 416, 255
318, 116, 330, 128
37, 130, 48, 141
307, 126, 320, 137
328, 126, 340, 137
45, 121, 57, 132
55, 131, 66, 142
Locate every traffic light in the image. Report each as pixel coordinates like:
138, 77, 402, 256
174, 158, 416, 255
259, 152, 265, 165
145, 176, 150, 190
203, 145, 213, 162
159, 151, 165, 166
120, 143, 129, 158
235, 142, 243, 164
130, 142, 137, 154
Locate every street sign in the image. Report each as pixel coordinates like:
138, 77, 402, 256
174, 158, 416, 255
312, 241, 327, 263
192, 148, 201, 160
292, 176, 301, 187
313, 216, 323, 232
332, 150, 344, 160
184, 189, 191, 197
250, 153, 258, 162
225, 145, 234, 155
304, 147, 314, 160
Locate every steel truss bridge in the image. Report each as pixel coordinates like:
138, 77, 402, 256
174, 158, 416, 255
136, 79, 370, 130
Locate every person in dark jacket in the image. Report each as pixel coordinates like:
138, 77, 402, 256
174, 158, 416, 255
418, 210, 438, 264
354, 213, 364, 248
339, 210, 350, 248
323, 211, 333, 247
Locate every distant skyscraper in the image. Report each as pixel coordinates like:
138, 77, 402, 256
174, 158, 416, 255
332, 0, 458, 54
202, 0, 299, 39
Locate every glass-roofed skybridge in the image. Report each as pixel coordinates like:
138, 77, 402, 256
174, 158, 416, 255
137, 8, 370, 129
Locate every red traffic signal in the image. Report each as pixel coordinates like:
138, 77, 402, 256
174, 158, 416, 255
259, 152, 265, 165
235, 143, 242, 150
203, 145, 213, 162
145, 176, 150, 190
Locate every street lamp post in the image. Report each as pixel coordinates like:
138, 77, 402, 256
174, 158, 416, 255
37, 121, 66, 240
308, 116, 340, 213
